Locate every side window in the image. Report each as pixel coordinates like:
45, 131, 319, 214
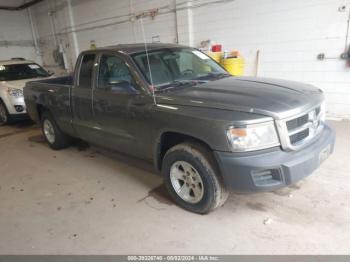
78, 54, 95, 88
98, 55, 134, 89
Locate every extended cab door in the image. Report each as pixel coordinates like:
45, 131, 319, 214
71, 53, 97, 140
93, 53, 153, 159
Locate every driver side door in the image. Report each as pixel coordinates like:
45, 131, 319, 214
93, 53, 153, 158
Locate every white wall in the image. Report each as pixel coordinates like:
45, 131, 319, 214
32, 0, 177, 71
0, 9, 39, 62
70, 0, 177, 50
29, 0, 350, 119
192, 0, 350, 119
32, 0, 74, 71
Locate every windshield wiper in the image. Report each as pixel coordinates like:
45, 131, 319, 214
196, 72, 231, 80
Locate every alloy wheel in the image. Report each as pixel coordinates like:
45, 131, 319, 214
170, 161, 204, 204
43, 119, 55, 144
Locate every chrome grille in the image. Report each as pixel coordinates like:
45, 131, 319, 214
277, 105, 324, 150
289, 128, 309, 144
286, 114, 308, 130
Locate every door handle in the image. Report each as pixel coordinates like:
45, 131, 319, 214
96, 99, 111, 112
132, 101, 147, 106
98, 99, 108, 106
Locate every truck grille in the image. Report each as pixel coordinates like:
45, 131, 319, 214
279, 105, 323, 149
289, 128, 309, 144
286, 114, 308, 130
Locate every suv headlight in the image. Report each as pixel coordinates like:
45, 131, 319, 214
7, 88, 23, 97
227, 121, 280, 152
319, 101, 326, 122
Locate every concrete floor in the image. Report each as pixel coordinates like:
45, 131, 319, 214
0, 120, 349, 255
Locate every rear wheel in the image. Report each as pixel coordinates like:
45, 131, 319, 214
162, 142, 229, 214
41, 111, 71, 150
0, 100, 10, 126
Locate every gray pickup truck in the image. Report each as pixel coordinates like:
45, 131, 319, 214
24, 43, 335, 213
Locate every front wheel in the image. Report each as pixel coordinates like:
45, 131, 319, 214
41, 111, 71, 150
162, 142, 229, 214
0, 100, 10, 126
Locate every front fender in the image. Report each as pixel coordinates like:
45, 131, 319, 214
151, 104, 269, 169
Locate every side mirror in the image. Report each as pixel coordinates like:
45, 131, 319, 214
47, 70, 54, 76
107, 80, 139, 94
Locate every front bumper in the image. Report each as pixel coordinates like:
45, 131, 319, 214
1, 95, 28, 121
6, 96, 26, 115
214, 123, 335, 192
9, 113, 29, 121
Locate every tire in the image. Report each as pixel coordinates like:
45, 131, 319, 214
162, 142, 229, 214
0, 100, 10, 126
41, 111, 71, 150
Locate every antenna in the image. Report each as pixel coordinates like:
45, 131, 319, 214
139, 17, 157, 105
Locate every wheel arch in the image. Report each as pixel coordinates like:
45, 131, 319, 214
0, 97, 8, 110
154, 131, 220, 174
0, 97, 10, 124
36, 103, 49, 120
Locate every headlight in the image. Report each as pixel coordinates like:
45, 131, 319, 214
227, 121, 280, 152
319, 101, 326, 122
7, 88, 23, 97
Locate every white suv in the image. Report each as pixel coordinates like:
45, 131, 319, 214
0, 58, 53, 125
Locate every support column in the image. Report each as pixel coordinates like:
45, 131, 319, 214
66, 0, 79, 60
27, 6, 43, 64
175, 0, 194, 47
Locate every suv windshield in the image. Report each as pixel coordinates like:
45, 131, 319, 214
132, 48, 229, 90
0, 63, 50, 81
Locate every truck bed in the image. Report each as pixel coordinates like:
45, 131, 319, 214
28, 75, 73, 86
24, 75, 75, 134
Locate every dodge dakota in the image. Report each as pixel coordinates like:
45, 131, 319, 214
24, 43, 335, 213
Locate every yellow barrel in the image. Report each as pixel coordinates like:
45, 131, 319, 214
207, 52, 223, 63
221, 57, 245, 76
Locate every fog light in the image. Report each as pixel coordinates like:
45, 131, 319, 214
14, 105, 24, 112
251, 169, 283, 187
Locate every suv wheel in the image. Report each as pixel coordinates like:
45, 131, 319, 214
0, 100, 10, 126
41, 111, 71, 150
162, 142, 229, 214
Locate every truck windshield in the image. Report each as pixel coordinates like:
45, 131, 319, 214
0, 63, 50, 81
132, 48, 229, 90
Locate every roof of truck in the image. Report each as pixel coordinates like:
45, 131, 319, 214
87, 43, 188, 54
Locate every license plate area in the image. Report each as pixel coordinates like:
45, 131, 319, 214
319, 144, 331, 164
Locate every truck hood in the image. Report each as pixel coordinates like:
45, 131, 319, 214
156, 76, 324, 120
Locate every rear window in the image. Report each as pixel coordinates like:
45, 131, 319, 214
78, 54, 96, 88
0, 63, 50, 81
